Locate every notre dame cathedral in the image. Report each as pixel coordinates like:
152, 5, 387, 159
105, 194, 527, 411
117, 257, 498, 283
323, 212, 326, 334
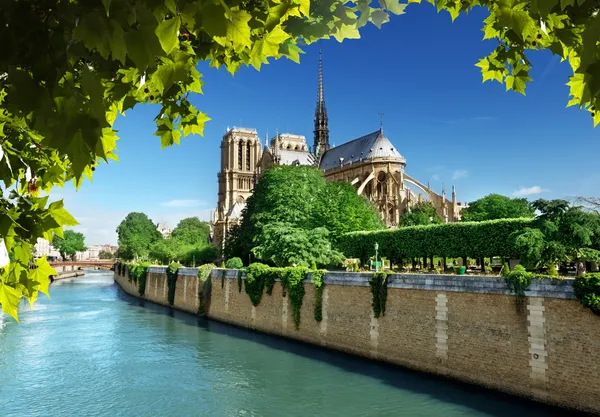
211, 53, 466, 250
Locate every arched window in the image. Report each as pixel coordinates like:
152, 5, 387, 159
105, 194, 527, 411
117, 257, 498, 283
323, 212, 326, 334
246, 141, 251, 171
295, 145, 299, 150
238, 140, 243, 170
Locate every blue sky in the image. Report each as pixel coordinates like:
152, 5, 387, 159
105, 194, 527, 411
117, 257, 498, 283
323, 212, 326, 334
59, 5, 599, 245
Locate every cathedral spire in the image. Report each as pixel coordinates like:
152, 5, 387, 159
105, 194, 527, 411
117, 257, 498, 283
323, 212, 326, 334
314, 50, 329, 159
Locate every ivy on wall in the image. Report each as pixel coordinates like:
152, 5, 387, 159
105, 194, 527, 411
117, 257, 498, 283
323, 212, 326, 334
197, 264, 216, 315
244, 263, 270, 306
127, 262, 150, 297
370, 272, 389, 318
311, 270, 326, 322
166, 262, 182, 306
574, 273, 600, 316
505, 265, 530, 310
281, 267, 309, 330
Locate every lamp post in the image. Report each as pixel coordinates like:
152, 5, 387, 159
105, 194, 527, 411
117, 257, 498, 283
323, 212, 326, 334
375, 242, 379, 272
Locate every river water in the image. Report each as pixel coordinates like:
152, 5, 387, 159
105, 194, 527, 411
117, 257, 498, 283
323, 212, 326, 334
0, 271, 577, 416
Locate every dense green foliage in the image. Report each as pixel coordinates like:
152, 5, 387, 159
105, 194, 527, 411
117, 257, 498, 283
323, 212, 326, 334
398, 202, 443, 227
197, 263, 216, 315
311, 270, 326, 322
369, 271, 388, 318
281, 267, 309, 329
573, 273, 600, 316
338, 218, 531, 265
98, 250, 115, 260
461, 194, 534, 222
225, 257, 244, 269
226, 166, 382, 263
512, 199, 600, 269
52, 230, 87, 261
116, 213, 162, 260
251, 222, 344, 267
166, 262, 182, 305
148, 217, 218, 265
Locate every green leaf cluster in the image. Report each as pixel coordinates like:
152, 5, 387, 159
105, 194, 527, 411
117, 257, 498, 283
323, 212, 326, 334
281, 266, 309, 329
117, 213, 162, 260
166, 261, 183, 305
244, 262, 271, 305
127, 261, 151, 296
225, 257, 244, 269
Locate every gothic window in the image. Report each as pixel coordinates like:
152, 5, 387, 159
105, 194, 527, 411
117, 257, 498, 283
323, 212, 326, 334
238, 140, 243, 170
246, 141, 252, 171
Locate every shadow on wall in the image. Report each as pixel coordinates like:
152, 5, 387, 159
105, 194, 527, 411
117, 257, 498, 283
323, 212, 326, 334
113, 288, 580, 417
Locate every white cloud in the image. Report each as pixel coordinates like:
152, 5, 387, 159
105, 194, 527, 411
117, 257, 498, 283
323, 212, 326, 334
161, 199, 205, 208
451, 170, 468, 180
512, 186, 548, 197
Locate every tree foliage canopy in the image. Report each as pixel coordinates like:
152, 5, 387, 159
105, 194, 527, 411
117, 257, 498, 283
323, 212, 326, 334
149, 217, 217, 265
398, 202, 443, 226
171, 217, 210, 246
225, 166, 383, 263
116, 212, 162, 259
512, 199, 600, 267
461, 194, 535, 222
52, 230, 87, 261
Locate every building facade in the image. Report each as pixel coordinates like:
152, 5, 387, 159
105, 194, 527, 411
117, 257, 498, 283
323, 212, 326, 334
211, 55, 466, 250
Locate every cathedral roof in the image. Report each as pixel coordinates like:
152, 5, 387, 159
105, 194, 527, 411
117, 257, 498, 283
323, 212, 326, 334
277, 149, 316, 166
319, 129, 405, 171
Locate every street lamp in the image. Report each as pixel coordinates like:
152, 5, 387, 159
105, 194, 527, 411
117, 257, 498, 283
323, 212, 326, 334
375, 242, 379, 272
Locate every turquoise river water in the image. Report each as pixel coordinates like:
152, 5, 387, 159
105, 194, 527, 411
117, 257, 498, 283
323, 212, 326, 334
0, 271, 581, 416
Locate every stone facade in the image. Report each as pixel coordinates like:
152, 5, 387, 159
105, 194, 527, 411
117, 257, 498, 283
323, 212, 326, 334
114, 268, 600, 414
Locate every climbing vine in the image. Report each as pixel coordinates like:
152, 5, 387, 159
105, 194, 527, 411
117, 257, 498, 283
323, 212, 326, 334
311, 270, 326, 322
574, 273, 600, 316
265, 268, 283, 295
281, 267, 309, 329
166, 262, 182, 306
197, 264, 216, 315
369, 272, 389, 318
128, 262, 150, 297
505, 265, 531, 310
244, 263, 270, 306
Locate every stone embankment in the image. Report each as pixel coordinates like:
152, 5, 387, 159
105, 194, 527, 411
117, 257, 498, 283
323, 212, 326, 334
114, 267, 600, 414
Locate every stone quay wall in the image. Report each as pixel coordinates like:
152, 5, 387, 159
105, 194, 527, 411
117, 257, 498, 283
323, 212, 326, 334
113, 267, 600, 414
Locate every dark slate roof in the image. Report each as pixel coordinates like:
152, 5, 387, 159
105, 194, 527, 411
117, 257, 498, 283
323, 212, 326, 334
319, 129, 405, 171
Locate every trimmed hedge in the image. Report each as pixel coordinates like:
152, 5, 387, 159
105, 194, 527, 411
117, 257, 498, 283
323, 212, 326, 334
337, 218, 532, 263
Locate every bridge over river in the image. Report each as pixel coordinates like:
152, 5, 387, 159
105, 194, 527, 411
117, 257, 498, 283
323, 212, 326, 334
49, 260, 115, 273
0, 271, 577, 416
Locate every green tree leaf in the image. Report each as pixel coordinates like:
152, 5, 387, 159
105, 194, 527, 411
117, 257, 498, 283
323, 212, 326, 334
155, 16, 181, 54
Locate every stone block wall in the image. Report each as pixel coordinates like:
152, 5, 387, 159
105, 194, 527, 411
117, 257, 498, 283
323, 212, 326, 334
113, 268, 600, 414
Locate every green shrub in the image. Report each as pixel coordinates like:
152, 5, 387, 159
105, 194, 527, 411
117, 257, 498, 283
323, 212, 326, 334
501, 262, 511, 277
225, 257, 243, 269
337, 218, 531, 265
546, 262, 559, 277
128, 262, 150, 296
574, 273, 600, 316
197, 263, 216, 315
166, 262, 183, 305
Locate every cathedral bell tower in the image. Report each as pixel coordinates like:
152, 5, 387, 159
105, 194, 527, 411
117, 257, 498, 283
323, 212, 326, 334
313, 51, 330, 159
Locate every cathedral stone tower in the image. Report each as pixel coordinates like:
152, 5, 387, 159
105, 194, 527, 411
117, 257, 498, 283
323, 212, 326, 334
212, 127, 262, 250
313, 51, 329, 159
